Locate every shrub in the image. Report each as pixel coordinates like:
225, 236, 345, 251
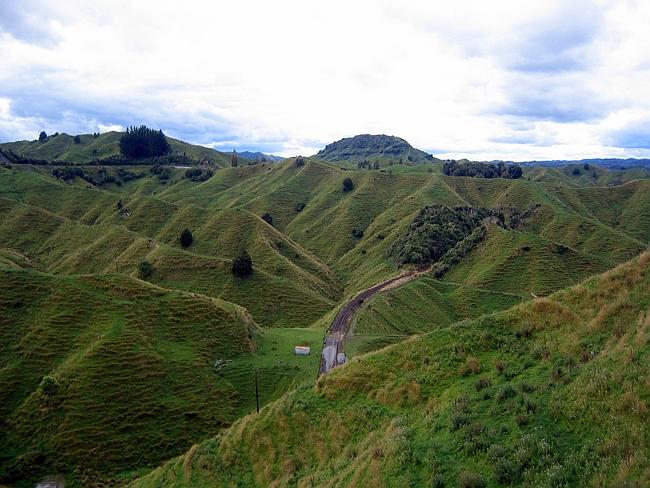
232, 251, 253, 277
450, 412, 470, 431
460, 356, 481, 376
138, 260, 154, 280
431, 473, 445, 487
495, 360, 506, 374
39, 131, 47, 142
261, 213, 273, 226
496, 384, 516, 402
488, 444, 507, 462
494, 457, 518, 484
184, 167, 213, 182
295, 202, 305, 212
73, 135, 81, 144
39, 375, 59, 397
179, 228, 193, 248
295, 157, 305, 167
572, 167, 581, 176
342, 177, 354, 192
475, 377, 490, 391
458, 471, 486, 488
351, 228, 364, 239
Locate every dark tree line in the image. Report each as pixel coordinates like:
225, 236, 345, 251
119, 126, 171, 159
442, 160, 522, 179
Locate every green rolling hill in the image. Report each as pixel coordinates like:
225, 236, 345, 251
130, 251, 650, 487
0, 136, 649, 486
0, 131, 236, 166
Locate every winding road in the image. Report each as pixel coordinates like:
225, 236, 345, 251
318, 269, 423, 376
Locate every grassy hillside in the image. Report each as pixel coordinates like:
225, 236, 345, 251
130, 251, 650, 487
0, 131, 234, 166
315, 134, 436, 166
0, 269, 256, 486
1, 156, 649, 486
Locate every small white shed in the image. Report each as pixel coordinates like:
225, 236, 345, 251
294, 345, 311, 355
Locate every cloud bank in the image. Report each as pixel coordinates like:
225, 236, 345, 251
0, 0, 649, 160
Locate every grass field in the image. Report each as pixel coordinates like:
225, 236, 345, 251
0, 154, 649, 486
130, 251, 650, 487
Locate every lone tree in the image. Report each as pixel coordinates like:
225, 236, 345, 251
232, 250, 253, 277
231, 150, 238, 167
119, 125, 171, 159
138, 260, 154, 280
39, 131, 47, 142
342, 177, 354, 192
179, 228, 193, 248
261, 212, 273, 225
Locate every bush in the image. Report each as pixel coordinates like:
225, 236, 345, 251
572, 167, 581, 176
458, 471, 486, 488
351, 228, 364, 239
494, 457, 518, 484
450, 412, 470, 431
184, 167, 213, 182
39, 131, 47, 142
295, 157, 305, 167
73, 135, 81, 144
39, 375, 59, 397
460, 356, 481, 376
120, 125, 171, 159
475, 377, 490, 391
295, 202, 305, 212
431, 473, 445, 487
496, 384, 516, 402
495, 359, 506, 374
150, 164, 171, 180
261, 213, 273, 225
138, 260, 154, 280
179, 228, 193, 248
342, 177, 354, 192
232, 251, 253, 277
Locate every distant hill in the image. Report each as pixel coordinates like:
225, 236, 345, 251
315, 134, 435, 165
0, 131, 238, 166
504, 158, 650, 169
237, 151, 284, 162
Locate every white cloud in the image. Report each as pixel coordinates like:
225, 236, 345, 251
0, 0, 649, 159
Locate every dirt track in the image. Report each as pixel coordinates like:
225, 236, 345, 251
318, 269, 422, 376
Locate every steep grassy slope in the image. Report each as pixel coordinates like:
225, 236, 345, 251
0, 131, 234, 165
0, 269, 256, 486
131, 251, 650, 488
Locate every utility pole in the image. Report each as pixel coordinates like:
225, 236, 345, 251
254, 368, 260, 413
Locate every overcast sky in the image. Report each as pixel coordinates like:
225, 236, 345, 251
1, 0, 649, 160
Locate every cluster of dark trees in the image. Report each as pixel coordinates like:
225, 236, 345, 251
150, 164, 171, 180
388, 204, 492, 266
442, 160, 523, 179
52, 166, 144, 186
357, 160, 380, 170
119, 126, 171, 159
184, 167, 213, 182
